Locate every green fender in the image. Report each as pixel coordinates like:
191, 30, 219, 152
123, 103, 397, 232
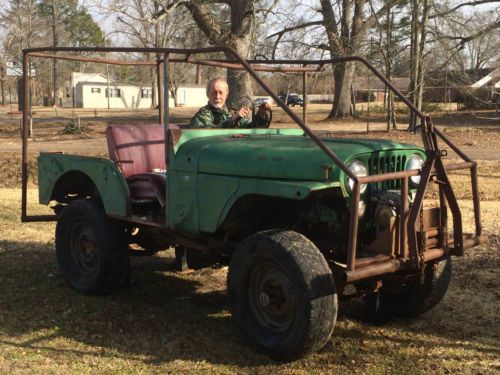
38, 153, 130, 216
196, 173, 341, 233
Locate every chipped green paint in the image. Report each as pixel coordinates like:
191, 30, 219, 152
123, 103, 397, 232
38, 153, 130, 216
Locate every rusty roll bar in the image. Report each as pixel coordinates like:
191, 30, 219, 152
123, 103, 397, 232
27, 52, 157, 66
22, 46, 428, 183
20, 46, 483, 281
22, 46, 362, 182
184, 57, 325, 73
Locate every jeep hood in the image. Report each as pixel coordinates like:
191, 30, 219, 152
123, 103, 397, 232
175, 134, 422, 181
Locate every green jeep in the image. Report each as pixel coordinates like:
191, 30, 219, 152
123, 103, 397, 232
21, 47, 484, 361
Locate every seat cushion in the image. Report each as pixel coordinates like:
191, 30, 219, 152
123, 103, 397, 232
106, 124, 166, 178
106, 124, 185, 208
127, 173, 167, 207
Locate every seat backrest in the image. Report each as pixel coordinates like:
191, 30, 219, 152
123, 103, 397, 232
106, 124, 166, 177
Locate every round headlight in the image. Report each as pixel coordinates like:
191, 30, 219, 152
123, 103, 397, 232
406, 154, 424, 186
346, 159, 368, 194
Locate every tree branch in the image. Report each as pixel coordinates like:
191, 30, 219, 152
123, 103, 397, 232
266, 20, 324, 39
183, 2, 226, 46
444, 19, 500, 48
430, 0, 500, 19
360, 0, 405, 37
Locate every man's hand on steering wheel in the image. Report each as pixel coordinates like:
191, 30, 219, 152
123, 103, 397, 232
232, 107, 251, 122
255, 102, 272, 128
257, 102, 271, 117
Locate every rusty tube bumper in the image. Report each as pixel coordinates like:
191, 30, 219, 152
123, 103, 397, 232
343, 234, 487, 284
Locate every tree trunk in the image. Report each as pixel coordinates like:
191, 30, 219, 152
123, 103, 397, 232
225, 36, 253, 108
152, 61, 158, 109
416, 0, 429, 119
152, 74, 157, 109
50, 0, 58, 106
226, 68, 253, 109
0, 69, 5, 105
383, 7, 397, 131
169, 86, 178, 107
408, 0, 420, 130
184, 0, 255, 106
196, 65, 201, 85
408, 0, 430, 130
328, 61, 355, 118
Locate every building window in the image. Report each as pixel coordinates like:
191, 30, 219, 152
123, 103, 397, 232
91, 88, 101, 93
106, 88, 121, 97
141, 88, 153, 98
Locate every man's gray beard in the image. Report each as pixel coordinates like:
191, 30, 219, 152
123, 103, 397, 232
212, 102, 224, 109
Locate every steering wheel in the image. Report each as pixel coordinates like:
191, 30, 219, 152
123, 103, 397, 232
252, 104, 272, 128
232, 95, 273, 128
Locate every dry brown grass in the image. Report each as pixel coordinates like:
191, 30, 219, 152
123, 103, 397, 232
0, 189, 499, 374
1, 104, 499, 373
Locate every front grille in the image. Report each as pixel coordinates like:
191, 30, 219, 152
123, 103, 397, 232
368, 154, 407, 189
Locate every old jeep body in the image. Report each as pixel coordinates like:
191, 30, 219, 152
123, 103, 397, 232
21, 46, 484, 361
38, 129, 424, 235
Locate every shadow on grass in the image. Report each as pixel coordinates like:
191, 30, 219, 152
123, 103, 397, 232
0, 239, 498, 368
0, 240, 272, 366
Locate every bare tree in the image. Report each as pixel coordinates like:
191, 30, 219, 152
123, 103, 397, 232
92, 0, 194, 107
370, 4, 408, 130
0, 0, 38, 58
406, 0, 500, 128
183, 0, 271, 107
268, 0, 405, 119
444, 9, 500, 70
407, 0, 430, 130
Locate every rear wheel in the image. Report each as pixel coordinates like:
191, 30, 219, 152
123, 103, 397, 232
56, 198, 129, 294
227, 230, 337, 361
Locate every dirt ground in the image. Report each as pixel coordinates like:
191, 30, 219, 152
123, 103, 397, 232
0, 104, 499, 373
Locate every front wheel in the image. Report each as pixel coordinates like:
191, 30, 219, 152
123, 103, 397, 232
227, 230, 337, 361
364, 257, 452, 322
55, 198, 129, 294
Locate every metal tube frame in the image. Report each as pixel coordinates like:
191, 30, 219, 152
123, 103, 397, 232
20, 46, 483, 280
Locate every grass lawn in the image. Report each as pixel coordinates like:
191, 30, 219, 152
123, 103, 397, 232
0, 189, 498, 374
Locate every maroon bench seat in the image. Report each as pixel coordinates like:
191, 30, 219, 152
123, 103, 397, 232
106, 124, 168, 207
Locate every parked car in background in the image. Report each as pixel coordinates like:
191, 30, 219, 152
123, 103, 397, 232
279, 93, 304, 107
252, 97, 274, 107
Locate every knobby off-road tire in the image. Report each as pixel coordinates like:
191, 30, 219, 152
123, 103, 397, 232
365, 257, 452, 322
227, 230, 337, 361
56, 198, 130, 294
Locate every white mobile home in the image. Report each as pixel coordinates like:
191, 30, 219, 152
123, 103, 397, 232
75, 82, 154, 109
174, 85, 207, 107
75, 83, 208, 109
71, 71, 207, 109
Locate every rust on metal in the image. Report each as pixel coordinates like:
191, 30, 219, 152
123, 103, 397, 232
21, 52, 30, 222
366, 217, 397, 257
400, 176, 409, 259
28, 52, 157, 66
470, 163, 482, 237
346, 182, 361, 271
302, 71, 308, 123
406, 156, 436, 267
184, 57, 325, 73
157, 59, 163, 125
